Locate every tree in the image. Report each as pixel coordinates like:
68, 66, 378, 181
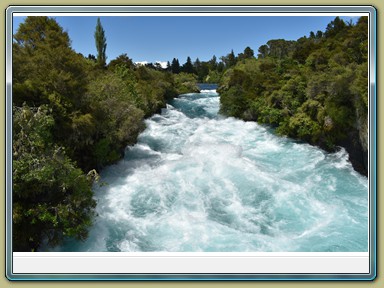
193, 58, 201, 75
324, 16, 347, 38
154, 62, 164, 71
245, 46, 255, 58
196, 61, 209, 82
267, 39, 295, 59
228, 50, 237, 67
208, 55, 218, 70
217, 61, 225, 73
258, 44, 269, 58
12, 17, 100, 251
94, 18, 107, 67
12, 105, 96, 251
315, 30, 323, 38
291, 37, 316, 64
14, 16, 71, 52
181, 56, 194, 74
108, 53, 134, 70
13, 16, 90, 148
221, 49, 237, 68
166, 61, 172, 72
194, 58, 201, 69
309, 31, 316, 38
171, 58, 181, 74
87, 54, 97, 62
238, 46, 254, 61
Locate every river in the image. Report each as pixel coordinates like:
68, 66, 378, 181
54, 87, 368, 252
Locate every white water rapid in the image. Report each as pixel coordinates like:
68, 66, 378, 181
54, 88, 368, 252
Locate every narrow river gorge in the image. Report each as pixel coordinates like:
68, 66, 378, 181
54, 87, 368, 252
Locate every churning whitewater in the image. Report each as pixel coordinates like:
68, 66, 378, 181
56, 88, 368, 252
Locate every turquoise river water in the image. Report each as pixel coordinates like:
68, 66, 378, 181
54, 89, 368, 252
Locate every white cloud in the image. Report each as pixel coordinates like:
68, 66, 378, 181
135, 61, 148, 66
135, 61, 168, 69
155, 61, 168, 69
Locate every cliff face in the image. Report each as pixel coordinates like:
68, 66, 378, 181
339, 93, 368, 176
348, 107, 368, 176
357, 110, 369, 171
339, 127, 367, 176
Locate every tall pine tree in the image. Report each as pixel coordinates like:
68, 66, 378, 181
182, 56, 194, 74
171, 58, 180, 74
94, 18, 107, 67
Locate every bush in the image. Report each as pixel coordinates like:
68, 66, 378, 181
13, 105, 96, 251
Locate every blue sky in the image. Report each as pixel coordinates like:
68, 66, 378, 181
13, 15, 357, 65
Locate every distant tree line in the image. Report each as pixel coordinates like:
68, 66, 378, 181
124, 46, 255, 84
166, 46, 255, 83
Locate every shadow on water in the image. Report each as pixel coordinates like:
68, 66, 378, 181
96, 145, 162, 187
197, 83, 218, 90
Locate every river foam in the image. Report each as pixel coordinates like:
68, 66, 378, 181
53, 90, 368, 252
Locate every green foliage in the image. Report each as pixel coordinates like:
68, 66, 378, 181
258, 106, 284, 126
170, 54, 227, 83
93, 138, 121, 165
291, 36, 318, 64
238, 46, 255, 61
173, 73, 200, 94
257, 44, 269, 59
222, 49, 237, 68
82, 70, 146, 168
219, 85, 247, 118
306, 49, 329, 71
350, 63, 368, 110
69, 113, 96, 149
266, 39, 295, 59
324, 16, 348, 38
108, 53, 134, 70
287, 112, 322, 142
14, 16, 71, 51
205, 70, 222, 83
13, 17, 88, 109
218, 16, 368, 157
171, 58, 181, 74
94, 18, 107, 67
13, 16, 90, 158
13, 105, 96, 251
196, 61, 209, 82
181, 56, 195, 74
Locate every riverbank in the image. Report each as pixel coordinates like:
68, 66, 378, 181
217, 17, 368, 176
